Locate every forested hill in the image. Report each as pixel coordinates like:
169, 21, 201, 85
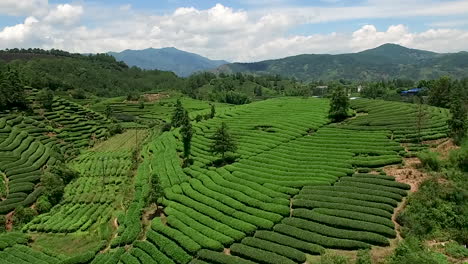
109, 47, 228, 77
217, 43, 468, 81
0, 49, 184, 98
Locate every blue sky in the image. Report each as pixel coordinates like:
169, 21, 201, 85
1, 0, 468, 61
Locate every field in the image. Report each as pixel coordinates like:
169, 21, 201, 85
0, 95, 452, 263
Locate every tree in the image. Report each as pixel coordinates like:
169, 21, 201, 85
171, 99, 185, 127
211, 122, 237, 160
104, 105, 113, 119
210, 104, 216, 118
0, 68, 27, 111
40, 172, 65, 205
428, 76, 452, 108
36, 88, 54, 110
448, 83, 468, 144
415, 95, 428, 143
180, 110, 193, 166
328, 86, 349, 122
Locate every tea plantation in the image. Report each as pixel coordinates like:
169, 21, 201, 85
0, 96, 451, 264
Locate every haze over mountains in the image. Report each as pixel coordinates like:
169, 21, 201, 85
108, 47, 228, 77
108, 44, 468, 81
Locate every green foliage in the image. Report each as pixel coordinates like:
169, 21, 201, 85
329, 86, 350, 122
14, 205, 37, 225
417, 151, 442, 171
171, 99, 185, 128
108, 123, 123, 137
444, 241, 468, 259
449, 140, 468, 172
210, 104, 216, 118
35, 195, 52, 213
356, 249, 372, 264
36, 88, 55, 110
230, 243, 296, 264
386, 237, 449, 264
211, 122, 237, 160
0, 67, 27, 111
428, 76, 452, 108
40, 171, 65, 205
447, 82, 467, 144
180, 110, 193, 161
397, 178, 468, 243
319, 251, 350, 264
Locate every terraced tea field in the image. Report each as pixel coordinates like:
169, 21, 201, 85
0, 96, 451, 264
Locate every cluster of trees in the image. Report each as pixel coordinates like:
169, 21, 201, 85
170, 100, 237, 166
183, 72, 301, 104
0, 48, 184, 100
0, 67, 27, 111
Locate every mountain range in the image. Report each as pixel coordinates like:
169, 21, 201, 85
108, 47, 228, 77
216, 44, 468, 81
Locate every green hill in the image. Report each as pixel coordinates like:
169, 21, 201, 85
109, 47, 228, 77
218, 43, 468, 81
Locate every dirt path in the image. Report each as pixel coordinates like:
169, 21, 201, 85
5, 211, 14, 231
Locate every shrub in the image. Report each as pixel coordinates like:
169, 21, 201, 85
35, 195, 52, 213
14, 206, 37, 225
355, 249, 372, 264
319, 251, 350, 264
418, 150, 442, 171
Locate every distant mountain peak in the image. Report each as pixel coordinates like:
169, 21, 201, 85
109, 47, 228, 77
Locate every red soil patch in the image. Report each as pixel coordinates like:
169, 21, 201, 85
124, 93, 169, 104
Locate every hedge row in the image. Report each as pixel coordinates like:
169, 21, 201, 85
273, 224, 370, 249
254, 230, 324, 255
294, 194, 394, 212
165, 207, 233, 246
293, 209, 396, 237
303, 185, 403, 201
196, 249, 256, 264
180, 181, 276, 228
334, 181, 408, 196
165, 201, 245, 240
241, 237, 306, 263
298, 189, 398, 207
282, 217, 389, 246
146, 229, 192, 264
313, 208, 394, 228
230, 243, 296, 264
165, 189, 256, 234
339, 177, 411, 190
133, 241, 175, 264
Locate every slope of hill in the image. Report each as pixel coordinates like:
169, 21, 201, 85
109, 47, 228, 77
218, 44, 468, 81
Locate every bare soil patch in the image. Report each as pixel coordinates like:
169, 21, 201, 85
5, 211, 14, 231
384, 157, 427, 193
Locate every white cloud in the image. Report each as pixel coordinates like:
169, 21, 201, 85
0, 0, 48, 16
43, 4, 83, 26
0, 2, 468, 62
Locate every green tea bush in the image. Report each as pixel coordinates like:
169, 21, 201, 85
254, 231, 324, 254
241, 237, 306, 262
418, 151, 442, 171
230, 243, 296, 264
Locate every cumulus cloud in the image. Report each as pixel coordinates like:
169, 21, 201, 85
0, 2, 468, 61
43, 4, 84, 26
0, 0, 48, 16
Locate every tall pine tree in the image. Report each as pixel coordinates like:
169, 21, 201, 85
211, 122, 237, 160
